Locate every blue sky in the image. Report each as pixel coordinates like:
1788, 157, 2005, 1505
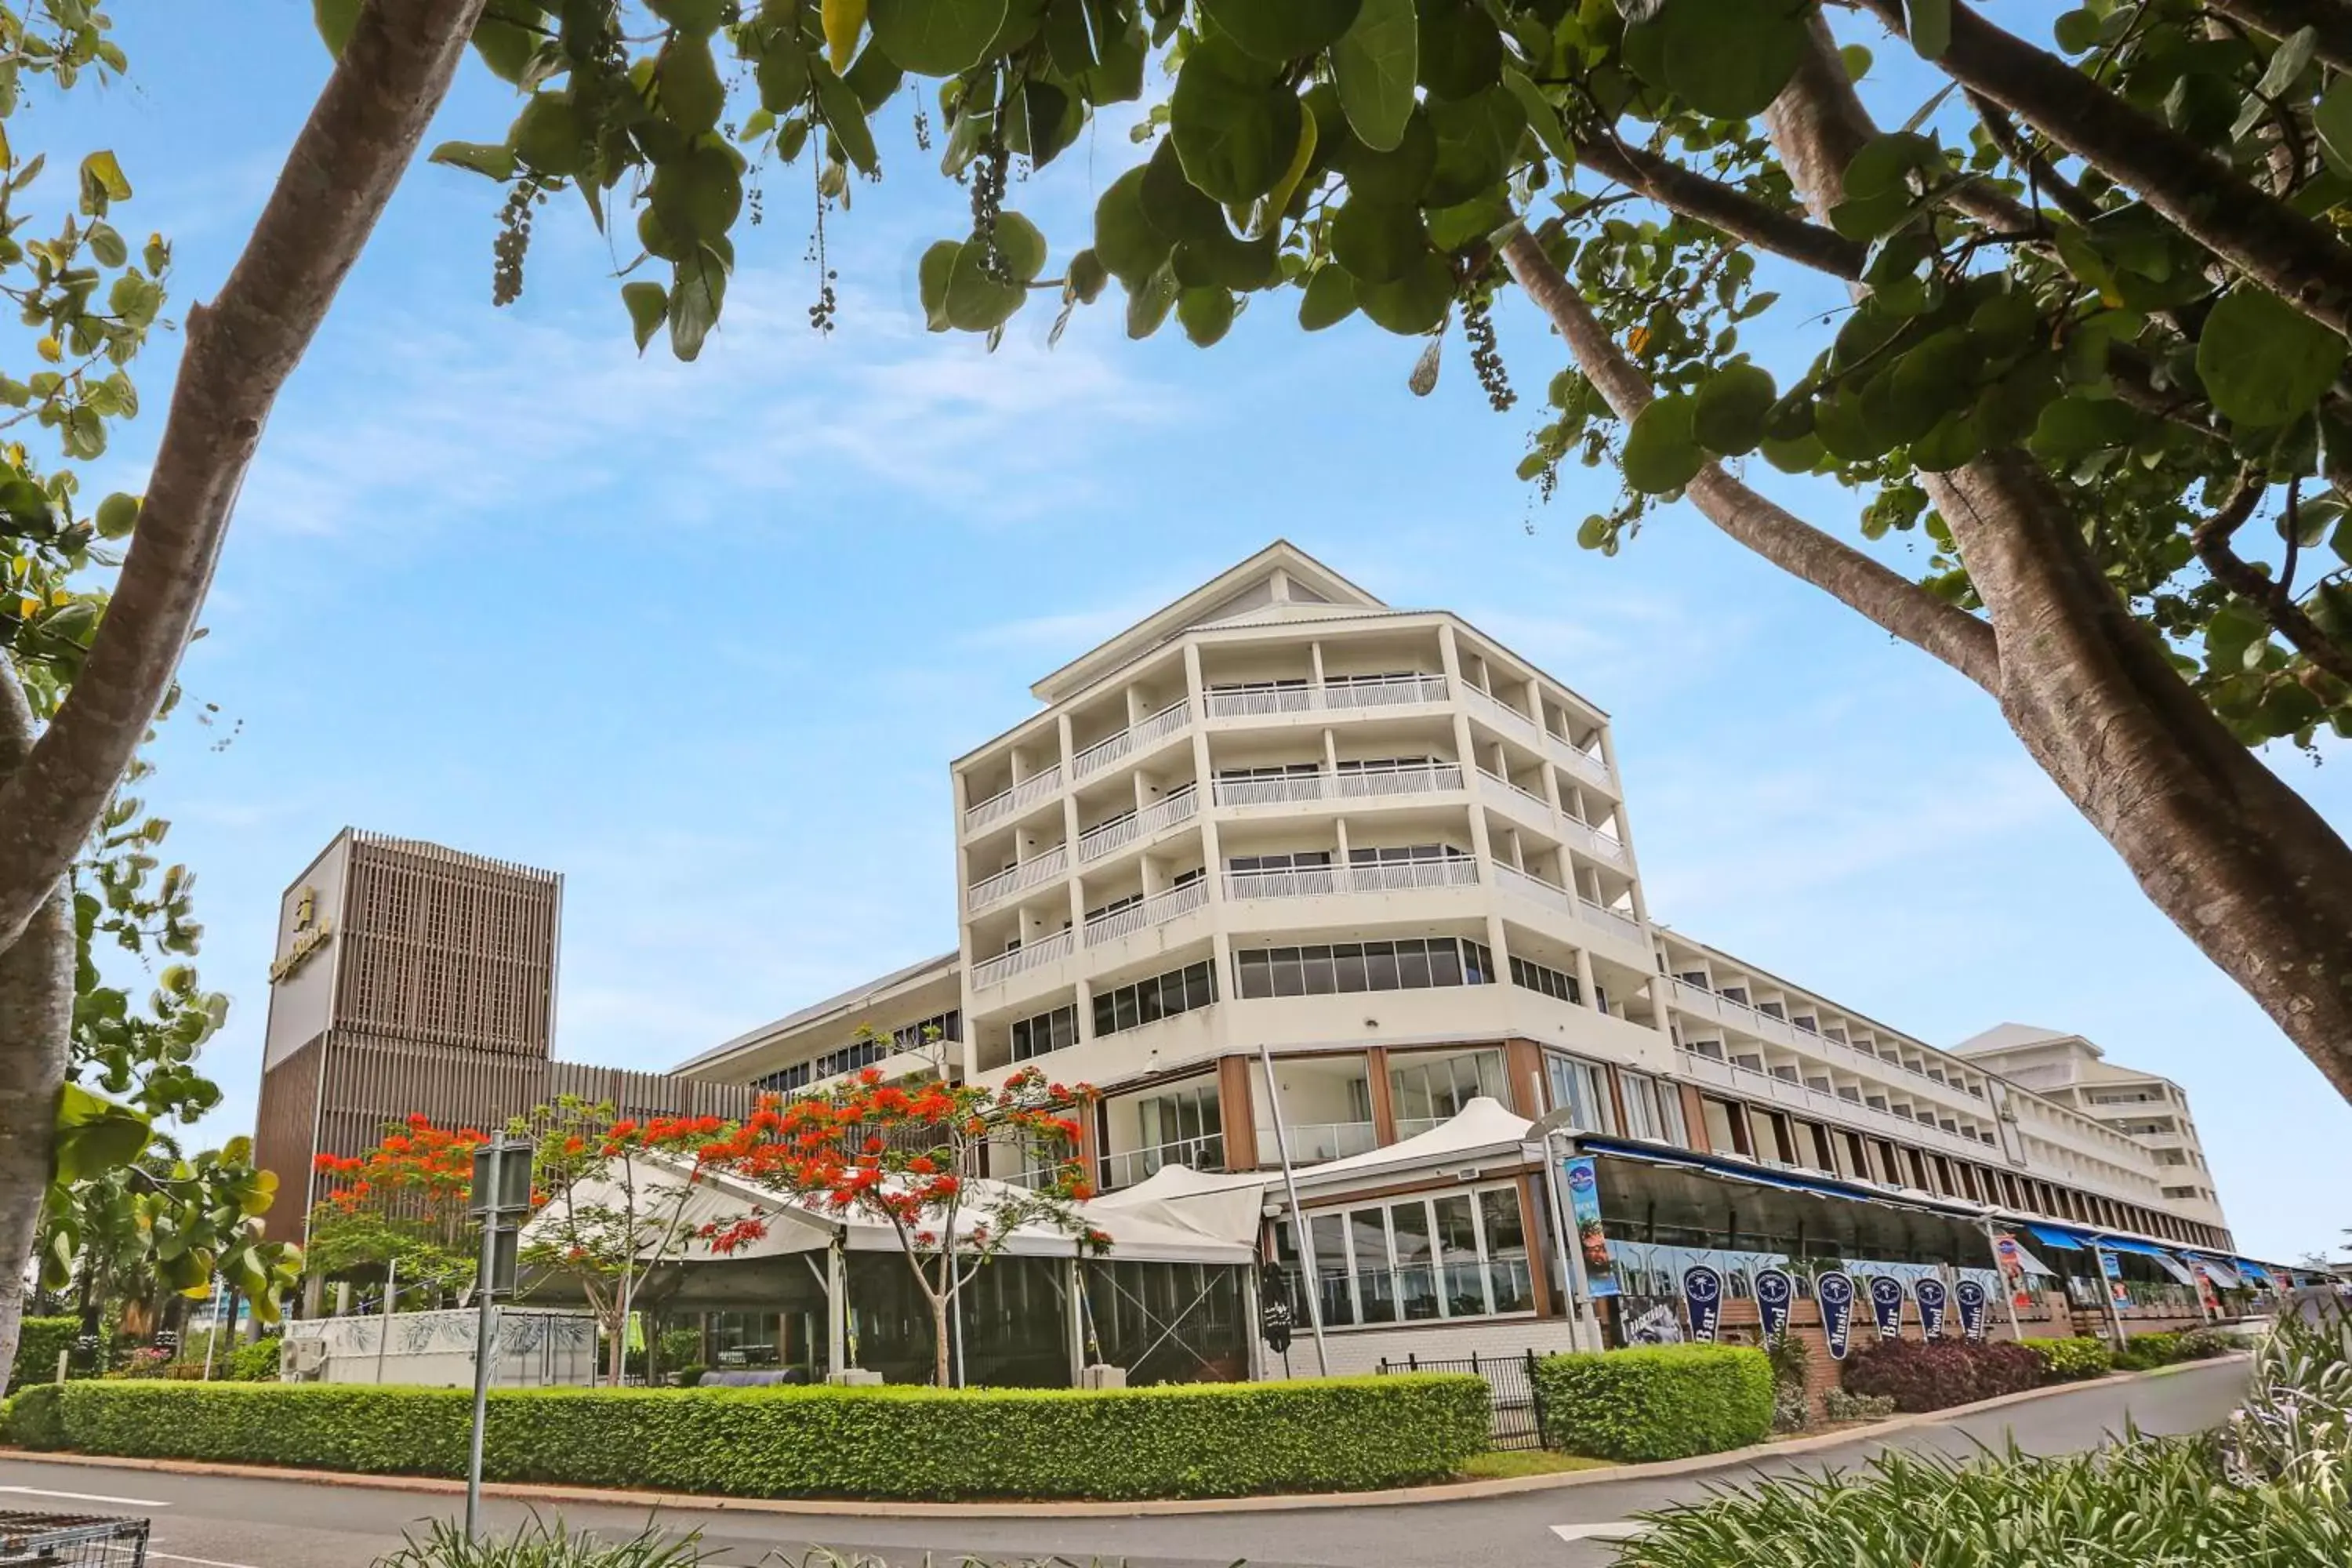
47, 3, 2350, 1264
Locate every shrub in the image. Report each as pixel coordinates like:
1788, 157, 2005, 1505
1822, 1387, 1897, 1423
1841, 1339, 2042, 1414
672, 1364, 706, 1388
1535, 1345, 1773, 1461
2026, 1336, 2115, 1381
1766, 1333, 1813, 1434
1617, 1433, 2352, 1567
6, 1317, 100, 1391
227, 1338, 282, 1383
1, 1383, 66, 1450
2176, 1327, 2234, 1362
16, 1374, 1490, 1501
378, 1516, 711, 1566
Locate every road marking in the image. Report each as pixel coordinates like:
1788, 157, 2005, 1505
150, 1552, 265, 1568
0, 1484, 170, 1508
1552, 1521, 1648, 1543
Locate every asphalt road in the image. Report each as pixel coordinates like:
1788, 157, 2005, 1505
0, 1359, 2249, 1568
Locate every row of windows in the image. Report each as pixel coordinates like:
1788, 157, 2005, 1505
751, 1010, 962, 1093
1510, 954, 1581, 1004
1276, 1185, 1534, 1327
1092, 960, 1218, 1039
1009, 1004, 1079, 1063
1232, 938, 1497, 999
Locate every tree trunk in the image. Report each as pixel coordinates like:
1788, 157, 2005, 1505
931, 1290, 953, 1388
1752, 19, 2352, 1099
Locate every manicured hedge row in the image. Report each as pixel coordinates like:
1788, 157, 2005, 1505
2, 1374, 1491, 1501
1534, 1345, 1773, 1461
2116, 1328, 2234, 1372
2023, 1336, 2115, 1382
6, 1318, 87, 1393
1842, 1338, 2042, 1413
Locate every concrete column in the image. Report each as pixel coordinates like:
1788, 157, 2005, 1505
1574, 946, 1598, 1013
1594, 723, 1653, 924
1056, 712, 1076, 775
1309, 639, 1326, 692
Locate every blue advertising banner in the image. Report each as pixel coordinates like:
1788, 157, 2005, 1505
1868, 1275, 1906, 1340
1754, 1267, 1795, 1342
1956, 1279, 1990, 1341
1682, 1265, 1723, 1342
1915, 1276, 1950, 1338
1560, 1156, 1618, 1298
1817, 1271, 1857, 1360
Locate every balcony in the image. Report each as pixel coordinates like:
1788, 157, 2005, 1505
1076, 786, 1200, 863
967, 844, 1069, 910
964, 764, 1062, 835
1205, 673, 1449, 719
1082, 878, 1207, 946
1223, 857, 1479, 901
1098, 1131, 1226, 1191
1494, 864, 1644, 948
1073, 699, 1192, 780
1319, 673, 1449, 710
1475, 768, 1552, 818
1206, 684, 1317, 718
1212, 761, 1464, 808
1677, 1049, 2002, 1174
969, 930, 1073, 990
1269, 1120, 1378, 1163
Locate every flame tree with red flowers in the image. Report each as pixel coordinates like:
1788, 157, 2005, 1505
519, 1095, 768, 1383
707, 1050, 1104, 1389
306, 1114, 493, 1307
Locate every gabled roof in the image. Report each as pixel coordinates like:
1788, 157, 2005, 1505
1955, 1022, 2099, 1058
673, 950, 958, 1073
1029, 540, 1389, 702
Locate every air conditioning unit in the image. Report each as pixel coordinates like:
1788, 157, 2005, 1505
283, 1336, 327, 1381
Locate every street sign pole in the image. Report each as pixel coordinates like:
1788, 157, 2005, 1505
464, 1135, 532, 1541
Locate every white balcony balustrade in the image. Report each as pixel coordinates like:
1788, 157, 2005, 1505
1319, 673, 1450, 709
968, 929, 1073, 990
1073, 699, 1191, 780
1081, 878, 1207, 945
1213, 773, 1329, 807
1204, 674, 1449, 718
1206, 684, 1317, 717
964, 764, 1062, 834
966, 844, 1069, 909
1076, 785, 1200, 863
1222, 857, 1477, 901
1214, 763, 1464, 808
1098, 1132, 1226, 1190
1578, 896, 1645, 947
1276, 1120, 1379, 1163
1494, 862, 1577, 918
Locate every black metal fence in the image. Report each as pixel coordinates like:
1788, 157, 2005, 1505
1375, 1349, 1548, 1450
0, 1512, 150, 1566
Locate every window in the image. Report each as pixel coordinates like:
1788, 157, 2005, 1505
1276, 1184, 1533, 1327
1009, 1004, 1078, 1062
1347, 843, 1468, 863
1510, 953, 1582, 1004
1702, 1097, 1750, 1157
1546, 1054, 1617, 1133
757, 1009, 962, 1093
1762, 1112, 1798, 1165
1092, 960, 1217, 1037
1134, 1081, 1221, 1156
1620, 1070, 1682, 1145
1087, 891, 1143, 924
1337, 755, 1433, 773
1905, 1148, 1932, 1190
1327, 670, 1425, 688
1804, 1122, 1837, 1174
1390, 1050, 1506, 1130
1232, 938, 1496, 999
1227, 848, 1330, 869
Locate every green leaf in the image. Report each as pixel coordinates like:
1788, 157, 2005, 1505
430, 140, 518, 181
94, 492, 139, 540
994, 211, 1048, 283
757, 27, 811, 113
1417, 0, 1501, 102
1356, 251, 1453, 334
811, 59, 879, 174
1178, 285, 1239, 346
1660, 0, 1807, 121
1905, 0, 1951, 61
1501, 67, 1574, 169
1067, 248, 1107, 304
2317, 78, 2352, 179
649, 144, 745, 244
869, 0, 1008, 74
1330, 198, 1429, 284
1691, 362, 1776, 456
669, 249, 727, 361
657, 34, 726, 135
54, 1083, 152, 1185
1344, 107, 1436, 202
78, 150, 132, 216
946, 243, 1025, 332
1759, 430, 1825, 474
1623, 394, 1705, 493
1171, 35, 1304, 203
844, 42, 905, 111
2052, 8, 2098, 54
1200, 0, 1360, 64
1127, 261, 1181, 339
1840, 43, 1874, 80
313, 0, 360, 56
2197, 285, 2349, 427
1300, 264, 1358, 330
85, 222, 126, 269
1330, 0, 1417, 152
1094, 166, 1171, 285
622, 281, 669, 353
1422, 85, 1523, 208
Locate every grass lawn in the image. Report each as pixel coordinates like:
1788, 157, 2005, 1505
1459, 1450, 1619, 1479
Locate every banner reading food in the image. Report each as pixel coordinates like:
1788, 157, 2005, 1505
1561, 1156, 1617, 1298
1754, 1267, 1794, 1342
1915, 1276, 1950, 1338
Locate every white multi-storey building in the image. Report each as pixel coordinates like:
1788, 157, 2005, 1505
677, 543, 2245, 1366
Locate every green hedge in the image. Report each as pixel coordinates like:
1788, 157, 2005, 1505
2024, 1336, 2115, 1381
7, 1318, 91, 1392
2, 1374, 1490, 1501
1534, 1345, 1773, 1461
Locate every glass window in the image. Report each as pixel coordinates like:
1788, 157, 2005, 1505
1303, 947, 1338, 995
1546, 1054, 1617, 1134
1365, 941, 1399, 989
1479, 1187, 1534, 1313
1308, 1212, 1352, 1328
1621, 1071, 1663, 1140
1334, 944, 1367, 993
1390, 1203, 1439, 1320
1427, 940, 1463, 986
1237, 949, 1271, 1000
1350, 1210, 1397, 1323
1271, 947, 1305, 997
1397, 940, 1432, 989
1434, 1194, 1486, 1317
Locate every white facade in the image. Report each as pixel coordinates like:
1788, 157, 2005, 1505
677, 543, 2237, 1265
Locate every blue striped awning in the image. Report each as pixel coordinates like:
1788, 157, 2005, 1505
2024, 1222, 2088, 1250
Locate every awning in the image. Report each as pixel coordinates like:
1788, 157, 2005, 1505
2094, 1235, 2171, 1260
1578, 1136, 1989, 1219
2234, 1259, 2277, 1288
2188, 1255, 2244, 1290
2025, 1222, 2087, 1250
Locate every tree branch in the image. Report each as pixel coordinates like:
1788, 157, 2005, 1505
1857, 0, 2352, 339
1969, 93, 2100, 226
0, 0, 491, 953
2193, 473, 2352, 685
1573, 133, 1867, 279
2209, 0, 2352, 74
1499, 227, 2002, 693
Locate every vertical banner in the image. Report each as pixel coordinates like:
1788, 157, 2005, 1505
1956, 1279, 1990, 1341
1868, 1275, 1906, 1340
1561, 1156, 1618, 1298
1915, 1277, 1950, 1338
1754, 1267, 1795, 1342
1682, 1265, 1723, 1342
2190, 1260, 2220, 1316
2100, 1247, 2130, 1309
1991, 1231, 2034, 1310
1817, 1271, 1857, 1360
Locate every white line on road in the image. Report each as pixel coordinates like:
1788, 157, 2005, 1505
1552, 1521, 1647, 1543
0, 1484, 171, 1508
149, 1552, 266, 1568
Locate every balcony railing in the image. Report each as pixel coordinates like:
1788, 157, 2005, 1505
1563, 817, 1632, 868
1465, 683, 1541, 735
1269, 1120, 1379, 1163
1203, 673, 1450, 718
964, 764, 1062, 834
1550, 736, 1613, 787
1223, 858, 1478, 900
1213, 763, 1464, 808
967, 844, 1069, 909
1098, 1132, 1226, 1191
1207, 684, 1316, 717
1476, 768, 1552, 816
1073, 699, 1191, 779
1076, 785, 1200, 862
1495, 862, 1578, 919
1319, 673, 1449, 709
968, 929, 1073, 990
1082, 878, 1207, 945
1578, 896, 1645, 947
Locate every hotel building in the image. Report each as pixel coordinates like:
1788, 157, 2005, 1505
673, 543, 2261, 1370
